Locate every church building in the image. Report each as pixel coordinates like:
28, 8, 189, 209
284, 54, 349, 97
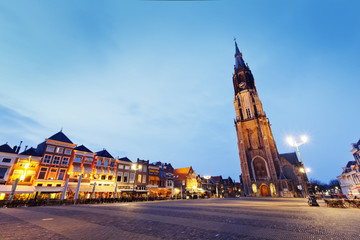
232, 41, 308, 197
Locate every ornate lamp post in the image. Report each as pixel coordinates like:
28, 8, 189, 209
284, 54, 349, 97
286, 135, 310, 197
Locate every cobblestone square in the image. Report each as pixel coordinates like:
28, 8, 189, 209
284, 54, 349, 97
0, 198, 359, 240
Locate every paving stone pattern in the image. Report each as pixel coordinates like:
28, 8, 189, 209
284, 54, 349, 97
0, 198, 359, 240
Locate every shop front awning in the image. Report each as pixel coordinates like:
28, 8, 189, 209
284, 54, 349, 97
93, 186, 116, 193
67, 185, 94, 192
35, 186, 64, 193
0, 185, 35, 194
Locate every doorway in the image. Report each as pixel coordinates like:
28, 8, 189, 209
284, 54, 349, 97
260, 184, 270, 197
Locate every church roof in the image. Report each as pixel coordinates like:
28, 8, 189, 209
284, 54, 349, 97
0, 143, 15, 153
96, 149, 114, 159
20, 147, 41, 156
75, 145, 92, 153
279, 152, 301, 166
48, 131, 73, 144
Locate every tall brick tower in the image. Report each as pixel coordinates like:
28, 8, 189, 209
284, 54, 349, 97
233, 41, 284, 197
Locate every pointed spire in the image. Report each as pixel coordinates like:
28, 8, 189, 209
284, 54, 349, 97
234, 38, 241, 57
234, 39, 245, 70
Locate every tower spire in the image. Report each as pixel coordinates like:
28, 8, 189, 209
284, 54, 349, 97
234, 40, 245, 70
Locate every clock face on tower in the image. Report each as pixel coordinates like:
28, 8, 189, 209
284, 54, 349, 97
239, 82, 246, 89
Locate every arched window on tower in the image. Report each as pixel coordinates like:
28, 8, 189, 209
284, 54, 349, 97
253, 158, 268, 180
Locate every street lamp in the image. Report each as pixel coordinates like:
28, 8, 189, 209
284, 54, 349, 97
286, 135, 310, 197
131, 163, 142, 199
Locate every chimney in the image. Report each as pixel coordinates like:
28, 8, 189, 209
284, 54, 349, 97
24, 145, 28, 151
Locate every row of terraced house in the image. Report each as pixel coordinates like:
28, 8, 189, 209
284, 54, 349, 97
0, 131, 241, 201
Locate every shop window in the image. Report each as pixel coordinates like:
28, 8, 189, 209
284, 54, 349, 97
56, 184, 61, 187
38, 168, 47, 179
2, 158, 11, 163
43, 155, 52, 163
48, 168, 57, 180
37, 183, 43, 186
62, 157, 69, 165
47, 184, 52, 187
53, 156, 61, 165
58, 169, 66, 180
0, 167, 8, 179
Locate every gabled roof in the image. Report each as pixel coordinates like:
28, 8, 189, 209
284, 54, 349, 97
96, 149, 114, 159
118, 157, 132, 162
279, 152, 301, 166
0, 143, 15, 153
211, 176, 223, 183
346, 161, 356, 168
174, 167, 192, 180
20, 147, 42, 157
48, 131, 73, 144
75, 145, 92, 153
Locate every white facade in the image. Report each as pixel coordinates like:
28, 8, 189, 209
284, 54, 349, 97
0, 151, 18, 184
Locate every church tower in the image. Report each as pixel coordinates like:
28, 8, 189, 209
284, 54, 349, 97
233, 41, 284, 197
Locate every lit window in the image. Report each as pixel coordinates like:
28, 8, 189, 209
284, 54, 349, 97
43, 155, 52, 163
142, 175, 146, 183
118, 164, 123, 169
53, 156, 61, 165
62, 157, 69, 165
56, 147, 64, 154
138, 174, 142, 183
124, 165, 130, 170
48, 168, 57, 180
46, 146, 55, 152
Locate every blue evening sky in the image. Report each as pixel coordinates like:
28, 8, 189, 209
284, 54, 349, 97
0, 0, 359, 183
